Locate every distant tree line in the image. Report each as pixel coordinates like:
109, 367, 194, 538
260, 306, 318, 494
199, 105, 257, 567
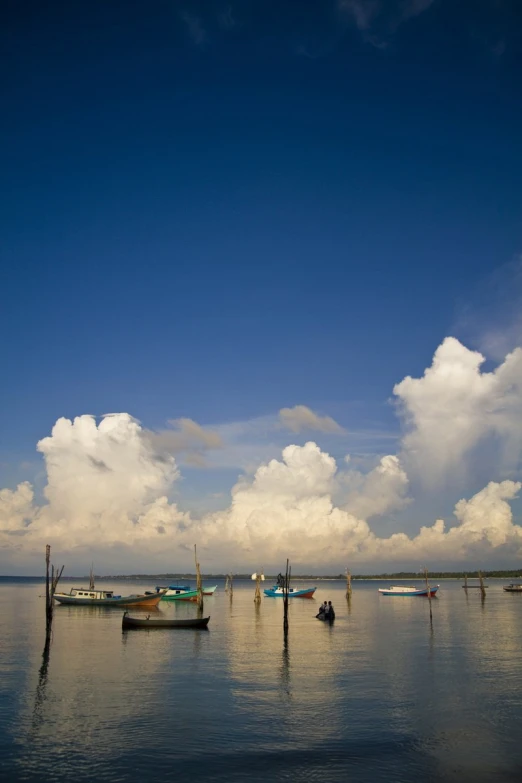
96, 569, 522, 580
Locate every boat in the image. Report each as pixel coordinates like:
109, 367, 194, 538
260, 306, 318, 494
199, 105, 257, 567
155, 586, 200, 601
202, 585, 218, 595
316, 609, 335, 623
503, 583, 522, 593
122, 612, 210, 629
264, 585, 316, 598
378, 585, 439, 597
53, 587, 167, 607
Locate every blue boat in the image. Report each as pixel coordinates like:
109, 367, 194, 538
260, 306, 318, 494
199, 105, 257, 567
263, 585, 316, 598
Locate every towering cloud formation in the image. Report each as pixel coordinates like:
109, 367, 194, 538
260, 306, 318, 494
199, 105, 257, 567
394, 337, 522, 486
0, 337, 521, 572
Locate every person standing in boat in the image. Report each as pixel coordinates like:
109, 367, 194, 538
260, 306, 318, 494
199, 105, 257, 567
327, 600, 334, 619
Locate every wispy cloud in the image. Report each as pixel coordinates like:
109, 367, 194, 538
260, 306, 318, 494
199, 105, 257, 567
279, 405, 345, 435
338, 0, 381, 31
218, 5, 236, 31
338, 0, 435, 44
146, 417, 222, 468
180, 11, 207, 46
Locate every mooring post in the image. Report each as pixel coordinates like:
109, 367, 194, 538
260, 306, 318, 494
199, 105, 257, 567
346, 568, 352, 600
194, 544, 203, 610
228, 573, 233, 601
44, 545, 64, 649
479, 570, 486, 601
424, 566, 433, 627
283, 559, 290, 639
45, 545, 51, 637
253, 569, 263, 604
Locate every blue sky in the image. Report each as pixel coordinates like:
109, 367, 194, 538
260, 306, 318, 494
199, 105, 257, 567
1, 1, 522, 573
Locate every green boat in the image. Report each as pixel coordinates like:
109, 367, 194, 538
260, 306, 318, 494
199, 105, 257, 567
157, 587, 200, 601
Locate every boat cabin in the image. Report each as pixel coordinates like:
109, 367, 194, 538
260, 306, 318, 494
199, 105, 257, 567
155, 584, 190, 594
68, 588, 116, 600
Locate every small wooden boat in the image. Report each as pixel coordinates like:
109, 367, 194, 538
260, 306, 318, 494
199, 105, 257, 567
503, 583, 522, 593
378, 585, 439, 597
54, 587, 167, 607
264, 585, 316, 598
154, 583, 217, 598
122, 612, 210, 629
154, 585, 200, 601
316, 610, 335, 623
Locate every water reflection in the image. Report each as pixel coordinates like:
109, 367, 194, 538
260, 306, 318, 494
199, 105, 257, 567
279, 638, 291, 702
2, 580, 522, 783
31, 641, 51, 733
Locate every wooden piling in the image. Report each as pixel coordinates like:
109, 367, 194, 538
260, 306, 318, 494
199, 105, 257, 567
478, 570, 486, 600
464, 573, 468, 590
253, 569, 263, 604
424, 566, 433, 627
225, 572, 233, 600
283, 559, 290, 639
194, 544, 203, 609
44, 545, 64, 649
346, 568, 352, 599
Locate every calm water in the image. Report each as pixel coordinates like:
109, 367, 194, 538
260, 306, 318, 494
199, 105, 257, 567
1, 577, 522, 782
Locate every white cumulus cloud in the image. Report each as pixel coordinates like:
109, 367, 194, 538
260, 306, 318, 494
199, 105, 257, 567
394, 337, 522, 486
1, 336, 522, 573
341, 455, 410, 519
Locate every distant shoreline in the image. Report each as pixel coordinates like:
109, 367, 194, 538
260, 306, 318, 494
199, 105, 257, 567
1, 570, 521, 581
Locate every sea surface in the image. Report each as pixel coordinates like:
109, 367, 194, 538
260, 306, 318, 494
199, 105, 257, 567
1, 577, 522, 782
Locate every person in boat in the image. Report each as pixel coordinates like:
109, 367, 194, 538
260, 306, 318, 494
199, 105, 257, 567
317, 601, 328, 618
327, 601, 335, 619
276, 573, 284, 587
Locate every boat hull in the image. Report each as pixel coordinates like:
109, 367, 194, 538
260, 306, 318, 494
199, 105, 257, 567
54, 590, 166, 607
503, 585, 522, 592
316, 612, 335, 623
264, 587, 316, 598
161, 589, 200, 601
378, 586, 439, 597
202, 585, 218, 595
122, 614, 210, 629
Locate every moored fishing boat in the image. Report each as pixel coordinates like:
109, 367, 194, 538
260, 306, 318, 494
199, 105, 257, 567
378, 585, 439, 597
155, 585, 200, 601
264, 585, 316, 598
503, 583, 522, 593
53, 587, 167, 607
122, 612, 210, 629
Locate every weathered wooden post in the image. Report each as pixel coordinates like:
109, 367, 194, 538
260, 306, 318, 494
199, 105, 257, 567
252, 570, 264, 604
283, 559, 290, 639
194, 544, 203, 609
44, 545, 64, 650
346, 568, 352, 600
45, 545, 50, 631
479, 570, 486, 601
225, 572, 233, 601
424, 566, 433, 627
464, 573, 468, 591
